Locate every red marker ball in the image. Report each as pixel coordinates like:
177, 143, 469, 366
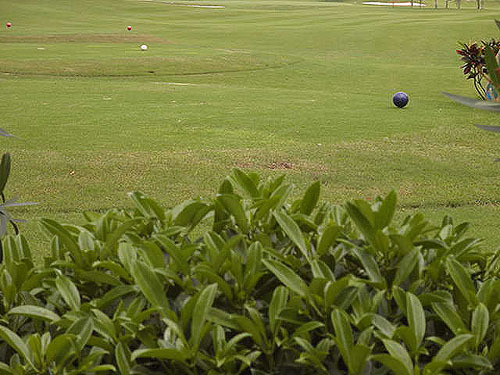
6, 22, 12, 28
127, 25, 132, 31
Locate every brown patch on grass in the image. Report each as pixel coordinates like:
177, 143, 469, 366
268, 161, 295, 170
0, 33, 169, 44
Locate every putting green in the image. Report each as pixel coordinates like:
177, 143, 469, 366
0, 38, 296, 76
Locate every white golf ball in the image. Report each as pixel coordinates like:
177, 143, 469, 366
140, 44, 148, 51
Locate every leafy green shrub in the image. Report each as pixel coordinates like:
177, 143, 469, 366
1, 169, 500, 374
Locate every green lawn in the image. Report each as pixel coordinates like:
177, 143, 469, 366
1, 0, 500, 255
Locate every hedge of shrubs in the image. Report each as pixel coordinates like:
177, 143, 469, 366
0, 169, 499, 374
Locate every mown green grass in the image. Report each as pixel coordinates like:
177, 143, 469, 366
1, 0, 499, 254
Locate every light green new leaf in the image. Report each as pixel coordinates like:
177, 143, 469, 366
55, 275, 81, 311
0, 326, 35, 369
300, 181, 320, 215
274, 210, 309, 260
7, 305, 60, 323
262, 258, 308, 297
191, 283, 218, 349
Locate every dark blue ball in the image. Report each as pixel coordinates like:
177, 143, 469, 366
393, 92, 409, 108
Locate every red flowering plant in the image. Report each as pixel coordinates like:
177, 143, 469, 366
456, 39, 500, 100
445, 20, 500, 144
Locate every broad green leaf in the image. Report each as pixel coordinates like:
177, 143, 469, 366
451, 354, 493, 370
217, 194, 249, 233
131, 348, 188, 362
274, 210, 309, 260
0, 362, 13, 374
431, 302, 467, 335
233, 315, 264, 347
382, 339, 413, 375
92, 309, 117, 342
471, 303, 489, 350
345, 202, 374, 243
7, 305, 60, 323
262, 258, 308, 297
55, 275, 81, 311
406, 292, 425, 352
371, 314, 396, 338
67, 317, 93, 351
40, 219, 83, 265
393, 248, 419, 286
269, 286, 288, 334
317, 224, 341, 256
130, 260, 170, 314
46, 334, 76, 367
0, 153, 11, 194
103, 218, 141, 255
371, 354, 411, 375
172, 200, 211, 228
207, 308, 239, 330
291, 321, 324, 339
352, 248, 385, 288
300, 181, 320, 215
129, 191, 165, 221
374, 190, 397, 229
191, 283, 217, 349
231, 168, 259, 198
94, 285, 137, 309
445, 257, 478, 306
350, 344, 371, 375
0, 325, 35, 369
88, 365, 117, 372
484, 45, 500, 87
331, 309, 353, 365
434, 334, 473, 363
